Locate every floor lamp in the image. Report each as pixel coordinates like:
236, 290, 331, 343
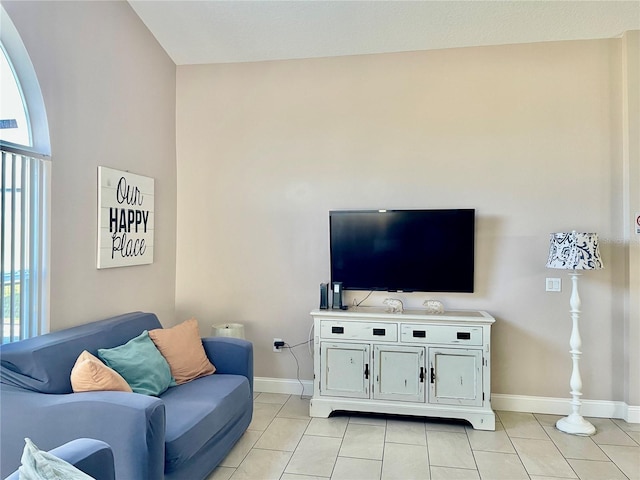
546, 231, 603, 436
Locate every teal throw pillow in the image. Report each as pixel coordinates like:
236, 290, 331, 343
98, 330, 175, 396
18, 438, 94, 480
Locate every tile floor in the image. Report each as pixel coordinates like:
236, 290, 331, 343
207, 392, 640, 480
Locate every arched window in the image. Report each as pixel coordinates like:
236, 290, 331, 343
1, 5, 51, 343
0, 44, 30, 146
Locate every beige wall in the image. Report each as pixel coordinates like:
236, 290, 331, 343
176, 38, 637, 402
4, 0, 637, 406
3, 1, 178, 328
621, 31, 640, 406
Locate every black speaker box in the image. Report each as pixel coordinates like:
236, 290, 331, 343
319, 283, 329, 309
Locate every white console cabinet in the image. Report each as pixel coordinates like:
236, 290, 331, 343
310, 308, 495, 430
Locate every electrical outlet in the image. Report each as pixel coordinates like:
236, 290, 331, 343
273, 338, 283, 353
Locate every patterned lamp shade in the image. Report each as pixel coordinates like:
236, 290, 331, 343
546, 231, 604, 270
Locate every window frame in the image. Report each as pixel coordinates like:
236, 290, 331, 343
1, 5, 51, 343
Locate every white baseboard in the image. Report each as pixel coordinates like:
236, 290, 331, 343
491, 394, 639, 424
254, 376, 314, 397
254, 377, 639, 423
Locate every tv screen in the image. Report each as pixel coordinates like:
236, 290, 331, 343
329, 209, 475, 293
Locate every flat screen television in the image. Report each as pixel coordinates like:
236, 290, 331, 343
329, 209, 475, 293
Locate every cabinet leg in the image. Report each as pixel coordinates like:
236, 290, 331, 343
309, 399, 331, 418
468, 413, 496, 431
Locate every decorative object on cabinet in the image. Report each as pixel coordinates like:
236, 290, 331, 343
547, 231, 604, 436
423, 299, 445, 314
383, 298, 404, 313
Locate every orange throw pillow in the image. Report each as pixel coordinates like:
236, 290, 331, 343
70, 350, 132, 393
149, 318, 216, 384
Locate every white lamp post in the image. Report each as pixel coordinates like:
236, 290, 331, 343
546, 231, 603, 436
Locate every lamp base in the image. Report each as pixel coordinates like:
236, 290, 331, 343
556, 414, 596, 436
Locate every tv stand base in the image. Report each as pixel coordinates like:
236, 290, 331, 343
310, 397, 495, 430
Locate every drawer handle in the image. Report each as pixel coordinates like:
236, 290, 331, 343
430, 367, 435, 384
372, 328, 386, 336
412, 330, 426, 338
331, 326, 344, 334
457, 332, 471, 340
419, 367, 425, 383
364, 363, 369, 379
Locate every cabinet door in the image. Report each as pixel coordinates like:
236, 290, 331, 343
373, 345, 425, 403
428, 348, 482, 407
320, 342, 370, 399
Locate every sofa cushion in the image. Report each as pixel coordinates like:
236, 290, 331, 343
98, 331, 174, 396
0, 312, 162, 394
70, 350, 132, 393
149, 318, 215, 385
160, 374, 252, 473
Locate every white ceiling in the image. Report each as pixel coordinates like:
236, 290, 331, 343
128, 1, 640, 65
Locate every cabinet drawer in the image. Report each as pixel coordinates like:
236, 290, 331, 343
320, 320, 398, 342
401, 324, 482, 345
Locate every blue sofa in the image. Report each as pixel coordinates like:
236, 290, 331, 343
0, 312, 254, 480
6, 438, 115, 480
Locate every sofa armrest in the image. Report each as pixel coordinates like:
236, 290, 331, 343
5, 438, 115, 480
0, 385, 165, 480
202, 337, 253, 393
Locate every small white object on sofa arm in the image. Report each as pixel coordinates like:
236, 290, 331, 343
18, 438, 96, 480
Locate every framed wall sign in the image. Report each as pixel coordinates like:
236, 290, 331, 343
97, 166, 154, 269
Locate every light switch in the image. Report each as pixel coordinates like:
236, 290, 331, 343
546, 278, 561, 292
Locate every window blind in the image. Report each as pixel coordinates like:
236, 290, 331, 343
1, 148, 50, 343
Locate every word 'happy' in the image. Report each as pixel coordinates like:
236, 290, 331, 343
110, 208, 149, 234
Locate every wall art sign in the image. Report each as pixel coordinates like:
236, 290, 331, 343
97, 166, 154, 269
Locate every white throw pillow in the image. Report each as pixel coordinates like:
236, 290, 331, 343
18, 438, 95, 480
